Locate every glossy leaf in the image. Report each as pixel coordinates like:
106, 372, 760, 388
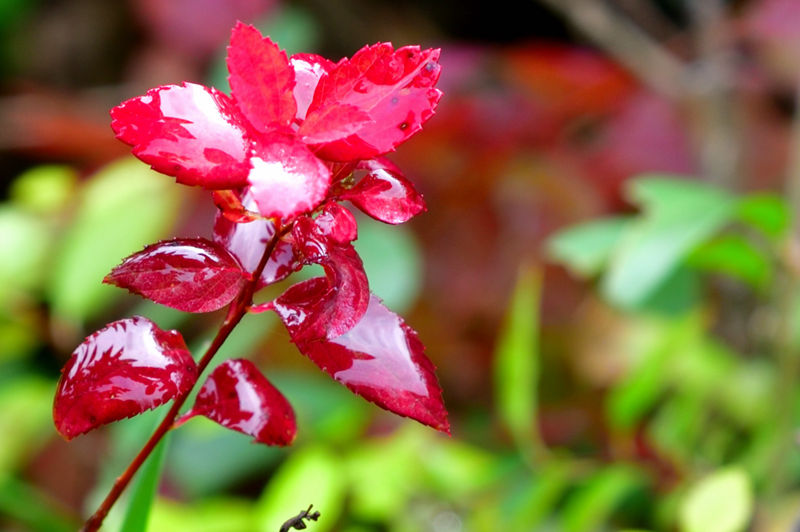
307, 43, 442, 161
270, 290, 449, 433
213, 211, 297, 288
182, 359, 296, 445
247, 131, 331, 219
53, 317, 197, 439
268, 204, 368, 339
337, 158, 426, 224
227, 22, 296, 132
290, 53, 335, 120
105, 238, 247, 312
110, 83, 251, 189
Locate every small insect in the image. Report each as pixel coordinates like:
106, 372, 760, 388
279, 504, 321, 532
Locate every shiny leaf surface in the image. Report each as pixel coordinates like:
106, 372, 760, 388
290, 53, 335, 120
227, 22, 296, 132
270, 290, 448, 432
53, 317, 196, 439
104, 238, 247, 312
308, 43, 442, 161
213, 211, 297, 288
110, 83, 251, 189
182, 359, 296, 445
274, 203, 368, 339
247, 131, 331, 219
337, 158, 426, 224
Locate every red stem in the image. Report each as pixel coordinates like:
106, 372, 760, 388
81, 225, 287, 532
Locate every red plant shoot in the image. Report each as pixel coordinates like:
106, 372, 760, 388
52, 21, 448, 531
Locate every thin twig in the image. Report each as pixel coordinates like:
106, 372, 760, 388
687, 0, 743, 190
80, 225, 288, 532
536, 0, 686, 99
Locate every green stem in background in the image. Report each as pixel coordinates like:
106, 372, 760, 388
80, 225, 287, 532
765, 80, 800, 499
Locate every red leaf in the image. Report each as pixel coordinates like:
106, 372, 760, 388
213, 210, 297, 288
271, 290, 449, 433
297, 103, 372, 145
227, 22, 297, 132
307, 44, 442, 161
290, 53, 335, 120
105, 238, 247, 312
337, 157, 426, 224
180, 359, 296, 445
247, 131, 332, 219
53, 317, 197, 439
281, 203, 368, 338
110, 82, 251, 189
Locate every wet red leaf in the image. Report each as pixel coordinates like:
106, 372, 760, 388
307, 43, 442, 161
53, 317, 197, 440
180, 359, 296, 445
105, 238, 248, 313
270, 288, 449, 433
227, 21, 297, 132
281, 203, 368, 338
110, 82, 251, 189
247, 130, 332, 219
213, 210, 297, 288
290, 53, 336, 120
337, 157, 426, 224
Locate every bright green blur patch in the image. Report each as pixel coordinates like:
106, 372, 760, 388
546, 217, 630, 277
256, 446, 345, 532
48, 157, 181, 322
10, 164, 77, 214
680, 468, 753, 532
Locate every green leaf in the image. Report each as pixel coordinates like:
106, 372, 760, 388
0, 206, 51, 298
607, 314, 702, 429
256, 446, 345, 532
0, 477, 78, 532
10, 164, 77, 214
602, 176, 736, 309
346, 428, 425, 521
680, 468, 753, 532
0, 377, 52, 472
148, 498, 253, 532
560, 465, 646, 532
688, 235, 772, 289
494, 264, 542, 458
737, 193, 790, 239
546, 217, 630, 277
506, 460, 572, 529
120, 434, 170, 532
48, 157, 181, 321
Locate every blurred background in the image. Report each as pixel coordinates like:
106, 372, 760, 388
3, 0, 800, 530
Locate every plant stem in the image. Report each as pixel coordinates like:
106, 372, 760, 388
81, 225, 286, 532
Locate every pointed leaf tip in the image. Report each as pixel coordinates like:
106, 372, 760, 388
227, 22, 297, 131
338, 157, 426, 224
53, 317, 197, 439
307, 43, 443, 161
105, 238, 248, 312
272, 291, 449, 432
183, 359, 296, 445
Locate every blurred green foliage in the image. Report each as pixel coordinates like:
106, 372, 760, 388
3, 162, 800, 531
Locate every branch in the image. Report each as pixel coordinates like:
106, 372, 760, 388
536, 0, 686, 99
